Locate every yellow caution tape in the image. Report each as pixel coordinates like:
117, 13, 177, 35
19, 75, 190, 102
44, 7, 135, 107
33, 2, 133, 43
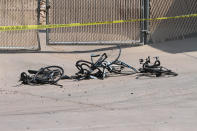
0, 13, 197, 32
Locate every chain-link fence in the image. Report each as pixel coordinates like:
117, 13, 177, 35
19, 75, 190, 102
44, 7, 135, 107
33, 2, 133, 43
46, 0, 142, 45
0, 0, 39, 50
1, 0, 196, 50
149, 0, 197, 43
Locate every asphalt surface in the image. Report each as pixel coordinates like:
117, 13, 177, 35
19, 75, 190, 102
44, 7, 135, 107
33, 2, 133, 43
0, 36, 197, 131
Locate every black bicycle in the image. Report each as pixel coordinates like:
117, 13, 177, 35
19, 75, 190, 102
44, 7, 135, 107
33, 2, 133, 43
138, 56, 178, 77
72, 46, 138, 80
20, 66, 64, 86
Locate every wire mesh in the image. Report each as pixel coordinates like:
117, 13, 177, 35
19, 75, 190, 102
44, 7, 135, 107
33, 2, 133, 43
47, 0, 141, 45
149, 0, 197, 43
0, 0, 39, 50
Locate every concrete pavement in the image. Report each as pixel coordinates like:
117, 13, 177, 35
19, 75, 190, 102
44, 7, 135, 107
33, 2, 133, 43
0, 37, 197, 131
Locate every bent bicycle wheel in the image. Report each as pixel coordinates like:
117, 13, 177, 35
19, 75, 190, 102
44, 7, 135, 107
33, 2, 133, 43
34, 66, 64, 84
75, 60, 103, 79
91, 45, 121, 65
110, 61, 137, 75
76, 60, 93, 74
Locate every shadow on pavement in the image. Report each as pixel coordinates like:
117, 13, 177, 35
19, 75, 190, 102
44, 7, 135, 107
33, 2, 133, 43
0, 44, 139, 54
148, 0, 197, 53
149, 0, 197, 44
149, 37, 197, 54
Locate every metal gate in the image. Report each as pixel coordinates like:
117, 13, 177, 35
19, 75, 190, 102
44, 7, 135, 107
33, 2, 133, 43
46, 0, 146, 45
0, 0, 40, 50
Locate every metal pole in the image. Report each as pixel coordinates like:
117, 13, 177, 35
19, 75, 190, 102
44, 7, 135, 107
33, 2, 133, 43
140, 0, 150, 45
37, 0, 41, 50
46, 0, 50, 45
140, 0, 145, 44
144, 0, 150, 44
37, 0, 41, 25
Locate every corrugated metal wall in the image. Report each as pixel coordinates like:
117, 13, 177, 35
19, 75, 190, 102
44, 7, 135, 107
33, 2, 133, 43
0, 0, 39, 50
149, 0, 197, 43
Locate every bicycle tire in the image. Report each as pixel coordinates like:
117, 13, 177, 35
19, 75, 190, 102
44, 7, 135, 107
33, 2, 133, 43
141, 66, 178, 77
107, 46, 122, 65
34, 66, 64, 84
158, 67, 178, 77
91, 46, 121, 66
76, 60, 94, 73
75, 60, 103, 79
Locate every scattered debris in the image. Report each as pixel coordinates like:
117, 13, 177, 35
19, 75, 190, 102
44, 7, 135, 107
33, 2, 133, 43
19, 48, 178, 87
19, 66, 64, 87
62, 46, 137, 81
138, 56, 178, 78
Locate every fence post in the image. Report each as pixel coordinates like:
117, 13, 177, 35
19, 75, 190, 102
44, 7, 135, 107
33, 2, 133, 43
140, 0, 150, 44
46, 0, 50, 45
37, 0, 41, 25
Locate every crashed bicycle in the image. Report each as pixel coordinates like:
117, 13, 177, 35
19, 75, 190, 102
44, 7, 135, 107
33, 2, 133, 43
62, 46, 138, 80
138, 56, 178, 77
